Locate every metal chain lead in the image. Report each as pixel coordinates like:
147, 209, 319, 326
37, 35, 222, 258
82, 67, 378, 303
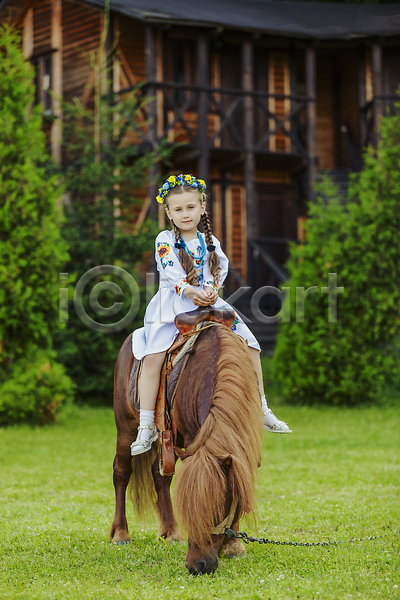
224, 528, 398, 547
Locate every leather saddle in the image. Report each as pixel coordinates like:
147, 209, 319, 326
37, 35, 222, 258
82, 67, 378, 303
129, 307, 235, 476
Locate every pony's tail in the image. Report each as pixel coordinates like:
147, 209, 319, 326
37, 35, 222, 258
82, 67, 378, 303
128, 441, 159, 519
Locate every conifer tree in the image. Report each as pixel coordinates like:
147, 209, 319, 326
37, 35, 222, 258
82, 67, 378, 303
273, 106, 400, 405
0, 24, 73, 424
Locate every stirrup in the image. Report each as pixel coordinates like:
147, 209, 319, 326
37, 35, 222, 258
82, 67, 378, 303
263, 409, 292, 434
130, 424, 158, 456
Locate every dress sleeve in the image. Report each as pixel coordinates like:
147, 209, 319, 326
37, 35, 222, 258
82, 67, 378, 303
155, 231, 191, 297
203, 235, 229, 291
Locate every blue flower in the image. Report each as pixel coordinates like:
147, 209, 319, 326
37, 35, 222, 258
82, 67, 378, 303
162, 183, 169, 190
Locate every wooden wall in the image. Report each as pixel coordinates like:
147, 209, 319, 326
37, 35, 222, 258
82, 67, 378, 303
225, 185, 247, 281
268, 52, 291, 153
24, 0, 62, 157
32, 0, 52, 53
117, 16, 146, 87
62, 1, 102, 105
316, 55, 335, 170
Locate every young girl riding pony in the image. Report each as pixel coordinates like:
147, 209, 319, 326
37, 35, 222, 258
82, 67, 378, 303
131, 174, 291, 455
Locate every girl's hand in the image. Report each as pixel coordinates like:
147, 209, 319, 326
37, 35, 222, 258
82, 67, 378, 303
183, 286, 217, 307
203, 286, 219, 305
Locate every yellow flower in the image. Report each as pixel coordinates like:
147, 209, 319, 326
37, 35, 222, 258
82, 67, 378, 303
156, 195, 164, 204
198, 179, 205, 187
184, 174, 192, 182
168, 175, 176, 183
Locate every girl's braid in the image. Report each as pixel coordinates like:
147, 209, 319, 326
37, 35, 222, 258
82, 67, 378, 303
171, 220, 199, 287
201, 210, 221, 288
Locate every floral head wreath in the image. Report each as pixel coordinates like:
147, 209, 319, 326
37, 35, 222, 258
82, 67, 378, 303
156, 174, 206, 204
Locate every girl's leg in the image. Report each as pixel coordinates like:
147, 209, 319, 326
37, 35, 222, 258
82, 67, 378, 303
131, 351, 167, 455
248, 346, 265, 397
248, 347, 292, 434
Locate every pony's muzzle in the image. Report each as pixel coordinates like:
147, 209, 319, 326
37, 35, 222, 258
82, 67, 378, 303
185, 551, 218, 575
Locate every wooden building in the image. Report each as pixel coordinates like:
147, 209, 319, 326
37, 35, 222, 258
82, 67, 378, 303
2, 0, 400, 339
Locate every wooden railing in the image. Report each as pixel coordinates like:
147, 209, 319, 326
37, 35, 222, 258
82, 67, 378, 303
117, 81, 309, 157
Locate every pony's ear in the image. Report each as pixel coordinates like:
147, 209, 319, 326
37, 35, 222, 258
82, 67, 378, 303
222, 456, 232, 470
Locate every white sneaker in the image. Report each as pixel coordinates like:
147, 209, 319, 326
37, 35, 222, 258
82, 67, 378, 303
263, 409, 292, 433
130, 424, 158, 456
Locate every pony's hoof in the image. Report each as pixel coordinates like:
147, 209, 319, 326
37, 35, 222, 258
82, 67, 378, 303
159, 530, 185, 543
114, 539, 131, 546
168, 530, 185, 543
111, 530, 131, 545
221, 539, 246, 559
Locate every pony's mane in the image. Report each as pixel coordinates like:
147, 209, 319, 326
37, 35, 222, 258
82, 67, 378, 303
174, 325, 263, 549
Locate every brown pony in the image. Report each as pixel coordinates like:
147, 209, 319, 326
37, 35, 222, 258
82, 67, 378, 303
110, 323, 263, 574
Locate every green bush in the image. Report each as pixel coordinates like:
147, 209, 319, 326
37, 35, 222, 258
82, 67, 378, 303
273, 107, 400, 405
0, 24, 73, 422
0, 23, 69, 362
0, 349, 75, 426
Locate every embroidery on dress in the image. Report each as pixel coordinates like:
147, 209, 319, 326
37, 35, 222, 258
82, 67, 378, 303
157, 242, 174, 269
189, 245, 204, 268
174, 279, 188, 296
231, 317, 239, 332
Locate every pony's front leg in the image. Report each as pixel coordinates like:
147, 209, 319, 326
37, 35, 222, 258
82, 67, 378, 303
110, 445, 133, 545
152, 457, 184, 542
221, 521, 246, 558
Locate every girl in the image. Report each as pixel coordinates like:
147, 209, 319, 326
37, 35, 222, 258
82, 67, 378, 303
131, 174, 291, 455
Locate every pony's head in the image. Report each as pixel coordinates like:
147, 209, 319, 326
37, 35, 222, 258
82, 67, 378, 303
173, 325, 263, 574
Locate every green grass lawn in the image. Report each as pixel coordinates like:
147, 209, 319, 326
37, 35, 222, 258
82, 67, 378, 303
0, 402, 399, 600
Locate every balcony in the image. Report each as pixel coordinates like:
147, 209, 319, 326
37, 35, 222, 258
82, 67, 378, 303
119, 81, 310, 167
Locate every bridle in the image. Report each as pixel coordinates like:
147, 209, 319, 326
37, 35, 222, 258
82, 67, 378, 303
209, 498, 238, 535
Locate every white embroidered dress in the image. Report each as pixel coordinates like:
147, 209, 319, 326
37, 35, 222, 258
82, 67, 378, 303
132, 229, 260, 359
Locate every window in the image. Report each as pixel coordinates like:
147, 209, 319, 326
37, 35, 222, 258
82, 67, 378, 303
165, 39, 195, 106
32, 54, 52, 115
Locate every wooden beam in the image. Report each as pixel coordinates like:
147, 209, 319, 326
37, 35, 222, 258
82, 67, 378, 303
113, 14, 120, 93
212, 182, 222, 241
243, 38, 256, 244
23, 7, 33, 59
145, 24, 158, 220
134, 196, 151, 234
240, 184, 247, 281
105, 9, 114, 96
305, 45, 317, 200
372, 41, 383, 147
156, 29, 164, 139
155, 29, 165, 233
51, 0, 62, 163
197, 33, 209, 182
225, 186, 233, 261
358, 45, 367, 149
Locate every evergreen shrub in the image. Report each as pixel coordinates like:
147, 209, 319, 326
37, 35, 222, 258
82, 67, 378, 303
0, 24, 74, 423
0, 349, 74, 426
273, 107, 400, 405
